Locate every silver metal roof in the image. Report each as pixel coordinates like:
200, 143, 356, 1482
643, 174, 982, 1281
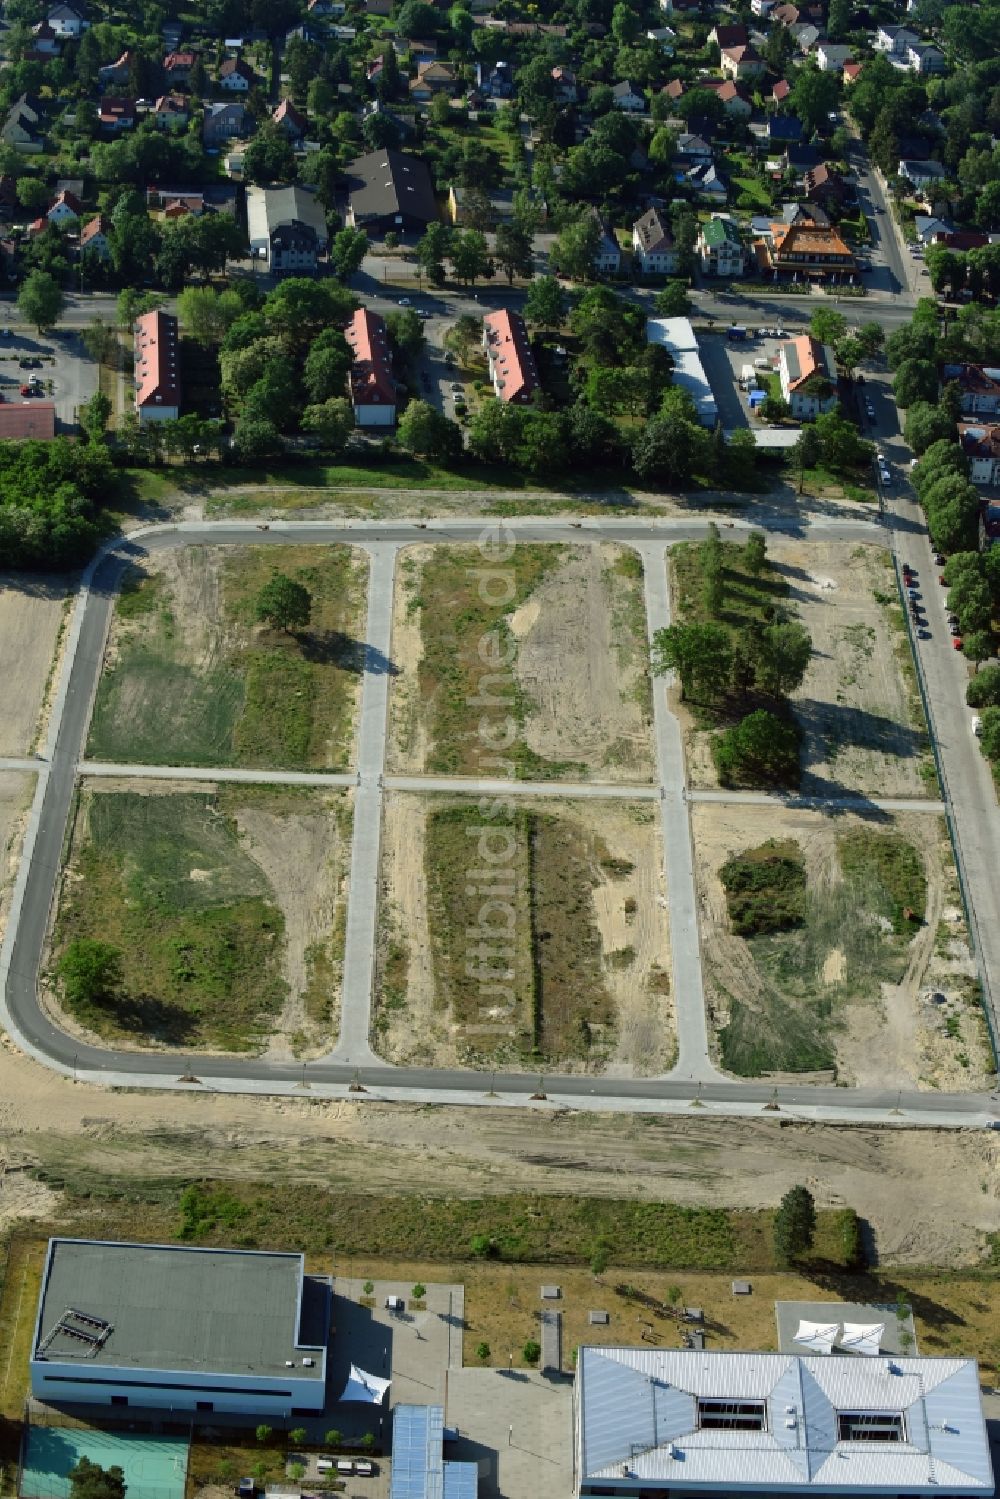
577, 1347, 993, 1492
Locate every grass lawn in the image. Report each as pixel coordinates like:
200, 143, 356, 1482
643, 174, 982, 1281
794, 462, 877, 504
733, 175, 772, 212
88, 545, 366, 771
54, 787, 289, 1050
0, 1238, 45, 1419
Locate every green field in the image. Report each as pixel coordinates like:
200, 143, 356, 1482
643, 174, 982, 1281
425, 800, 616, 1064
88, 546, 366, 770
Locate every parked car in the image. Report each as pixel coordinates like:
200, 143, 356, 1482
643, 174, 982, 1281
19, 384, 33, 396
953, 636, 964, 650
934, 552, 946, 565
972, 715, 983, 737
865, 401, 875, 419
949, 620, 961, 635
398, 297, 411, 307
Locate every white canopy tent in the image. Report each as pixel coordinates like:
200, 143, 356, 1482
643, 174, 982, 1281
338, 1364, 391, 1404
840, 1323, 884, 1357
793, 1320, 839, 1355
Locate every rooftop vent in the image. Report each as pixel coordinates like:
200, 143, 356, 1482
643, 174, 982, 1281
302, 1357, 315, 1367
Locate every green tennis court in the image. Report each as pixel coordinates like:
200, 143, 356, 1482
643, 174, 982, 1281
21, 1427, 189, 1499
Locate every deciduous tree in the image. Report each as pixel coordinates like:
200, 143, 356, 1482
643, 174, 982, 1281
254, 573, 312, 633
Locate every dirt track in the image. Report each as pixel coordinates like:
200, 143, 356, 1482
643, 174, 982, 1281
1, 1049, 999, 1264
0, 771, 34, 944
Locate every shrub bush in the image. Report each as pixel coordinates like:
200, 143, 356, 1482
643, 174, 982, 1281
719, 839, 806, 935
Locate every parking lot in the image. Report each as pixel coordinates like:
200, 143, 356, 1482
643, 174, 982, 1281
699, 325, 791, 432
0, 325, 98, 429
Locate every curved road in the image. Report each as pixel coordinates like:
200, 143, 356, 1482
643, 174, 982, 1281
2, 516, 997, 1127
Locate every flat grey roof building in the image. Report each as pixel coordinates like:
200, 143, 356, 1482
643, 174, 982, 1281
33, 1239, 329, 1393
575, 1346, 993, 1496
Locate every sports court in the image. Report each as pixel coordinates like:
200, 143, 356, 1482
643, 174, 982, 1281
20, 1427, 189, 1499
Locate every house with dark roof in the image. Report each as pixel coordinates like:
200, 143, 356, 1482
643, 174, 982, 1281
134, 310, 181, 423
708, 21, 749, 47
584, 207, 623, 274
47, 189, 83, 224
345, 308, 397, 426
219, 56, 255, 90
803, 163, 849, 206
612, 79, 646, 110
344, 149, 437, 234
959, 422, 1000, 485
674, 132, 712, 166
203, 100, 253, 145
633, 207, 677, 275
766, 114, 803, 144
153, 93, 189, 128
483, 309, 540, 404
247, 184, 328, 272
98, 96, 137, 131
944, 365, 1000, 418
47, 2, 87, 37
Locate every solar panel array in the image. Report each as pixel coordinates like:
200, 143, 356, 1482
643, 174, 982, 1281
391, 1405, 444, 1499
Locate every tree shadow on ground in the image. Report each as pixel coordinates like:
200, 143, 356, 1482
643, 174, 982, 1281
298, 629, 399, 676
794, 697, 924, 764
108, 991, 199, 1045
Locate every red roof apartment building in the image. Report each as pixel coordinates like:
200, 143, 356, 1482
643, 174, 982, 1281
134, 309, 180, 423
345, 307, 396, 426
482, 309, 540, 405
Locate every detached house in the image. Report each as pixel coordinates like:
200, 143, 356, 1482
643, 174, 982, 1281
779, 334, 838, 416
98, 50, 132, 86
697, 78, 752, 118
483, 309, 540, 405
272, 98, 307, 140
80, 214, 112, 260
47, 189, 83, 224
697, 214, 744, 276
30, 22, 61, 55
721, 43, 766, 79
585, 208, 623, 275
163, 51, 196, 83
945, 365, 1000, 418
345, 307, 396, 426
816, 43, 853, 71
153, 93, 189, 128
675, 132, 712, 166
959, 422, 1000, 485
47, 2, 87, 36
409, 61, 458, 99
633, 207, 677, 275
612, 79, 646, 110
873, 23, 919, 53
709, 22, 749, 47
203, 100, 253, 144
219, 56, 255, 91
551, 66, 578, 103
134, 309, 181, 423
906, 42, 945, 73
98, 96, 137, 130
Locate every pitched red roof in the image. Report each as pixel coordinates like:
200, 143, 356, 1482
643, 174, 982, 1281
772, 78, 791, 101
346, 308, 396, 408
80, 213, 109, 245
164, 50, 196, 68
0, 401, 55, 439
483, 308, 539, 404
134, 309, 180, 410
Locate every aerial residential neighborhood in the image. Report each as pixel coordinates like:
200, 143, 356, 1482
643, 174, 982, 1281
4, 0, 1000, 1496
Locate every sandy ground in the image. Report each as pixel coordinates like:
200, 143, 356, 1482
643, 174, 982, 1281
234, 792, 351, 1059
387, 544, 653, 780
0, 575, 69, 755
511, 545, 653, 780
374, 793, 674, 1074
0, 771, 35, 946
680, 543, 927, 795
0, 1055, 999, 1263
691, 802, 995, 1090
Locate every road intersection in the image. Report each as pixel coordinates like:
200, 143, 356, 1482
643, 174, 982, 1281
2, 513, 998, 1129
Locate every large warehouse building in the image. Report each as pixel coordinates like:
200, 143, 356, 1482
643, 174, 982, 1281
31, 1239, 332, 1416
574, 1346, 993, 1498
645, 317, 718, 428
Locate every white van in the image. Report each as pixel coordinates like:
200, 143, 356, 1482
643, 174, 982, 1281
316, 1460, 334, 1474
336, 1461, 355, 1477
354, 1462, 375, 1478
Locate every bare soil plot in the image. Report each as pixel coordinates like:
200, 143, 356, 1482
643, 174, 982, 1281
48, 781, 351, 1055
87, 545, 367, 770
784, 542, 932, 799
674, 541, 931, 796
374, 792, 673, 1073
693, 801, 994, 1089
387, 543, 653, 781
0, 770, 35, 945
0, 575, 69, 754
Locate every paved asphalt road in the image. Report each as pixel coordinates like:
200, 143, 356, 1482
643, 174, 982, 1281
3, 516, 999, 1127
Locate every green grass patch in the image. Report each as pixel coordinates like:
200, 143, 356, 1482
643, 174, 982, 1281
53, 789, 287, 1050
733, 175, 772, 211
409, 544, 586, 778
17, 1178, 863, 1274
88, 546, 366, 771
425, 801, 615, 1066
720, 839, 806, 935
837, 829, 926, 933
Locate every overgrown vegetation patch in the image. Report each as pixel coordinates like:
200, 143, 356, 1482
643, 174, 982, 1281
837, 830, 926, 933
425, 800, 616, 1064
720, 840, 806, 936
53, 789, 288, 1051
88, 545, 366, 771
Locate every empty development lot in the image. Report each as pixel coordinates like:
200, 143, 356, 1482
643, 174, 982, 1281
693, 801, 993, 1088
388, 543, 653, 780
49, 781, 352, 1055
0, 770, 35, 945
674, 540, 931, 796
374, 792, 673, 1073
88, 545, 368, 770
0, 574, 68, 755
